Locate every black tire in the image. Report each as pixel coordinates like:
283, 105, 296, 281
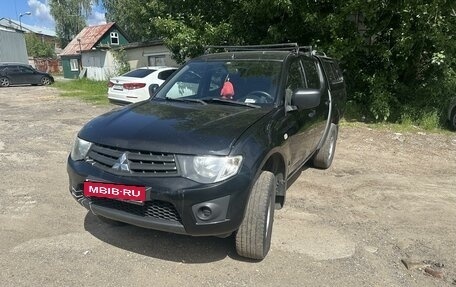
313, 123, 338, 169
236, 171, 276, 260
451, 108, 456, 131
96, 215, 126, 226
40, 76, 51, 85
0, 77, 10, 87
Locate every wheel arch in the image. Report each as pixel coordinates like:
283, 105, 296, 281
262, 152, 287, 209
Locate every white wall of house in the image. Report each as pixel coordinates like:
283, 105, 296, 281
125, 45, 178, 69
81, 50, 117, 81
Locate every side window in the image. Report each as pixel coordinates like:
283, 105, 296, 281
302, 58, 321, 89
157, 69, 176, 81
70, 59, 79, 71
9, 66, 21, 73
322, 60, 343, 84
322, 60, 335, 83
285, 60, 305, 106
148, 55, 166, 66
164, 68, 201, 98
286, 60, 305, 92
19, 66, 34, 73
330, 62, 344, 82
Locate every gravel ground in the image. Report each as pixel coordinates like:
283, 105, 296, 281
1, 85, 455, 286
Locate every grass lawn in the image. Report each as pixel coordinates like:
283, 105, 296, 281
53, 78, 109, 105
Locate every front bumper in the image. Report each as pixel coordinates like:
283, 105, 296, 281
67, 157, 253, 236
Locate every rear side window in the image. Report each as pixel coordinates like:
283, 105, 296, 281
123, 69, 155, 78
322, 60, 343, 84
19, 66, 34, 73
6, 66, 20, 73
158, 69, 176, 80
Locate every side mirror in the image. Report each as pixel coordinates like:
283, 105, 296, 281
291, 89, 321, 110
148, 84, 159, 97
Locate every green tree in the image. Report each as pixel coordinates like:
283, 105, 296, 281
102, 0, 456, 125
102, 0, 154, 42
49, 0, 94, 47
24, 34, 55, 58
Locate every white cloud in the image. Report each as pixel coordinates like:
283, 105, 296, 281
26, 0, 106, 30
88, 10, 106, 26
27, 0, 54, 25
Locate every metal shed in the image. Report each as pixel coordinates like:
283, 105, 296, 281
0, 28, 28, 63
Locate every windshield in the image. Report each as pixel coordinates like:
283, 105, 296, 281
153, 60, 282, 106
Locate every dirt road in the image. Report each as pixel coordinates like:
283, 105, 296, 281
1, 85, 455, 286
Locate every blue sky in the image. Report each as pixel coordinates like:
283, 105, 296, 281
2, 0, 106, 32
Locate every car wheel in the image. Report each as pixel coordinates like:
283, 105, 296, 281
96, 215, 127, 226
40, 76, 51, 85
451, 108, 456, 131
0, 77, 10, 87
235, 171, 276, 260
312, 123, 338, 169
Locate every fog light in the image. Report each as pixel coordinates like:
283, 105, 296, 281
197, 206, 212, 221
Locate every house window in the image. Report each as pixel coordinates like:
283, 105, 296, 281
148, 55, 166, 66
70, 59, 79, 71
110, 32, 119, 45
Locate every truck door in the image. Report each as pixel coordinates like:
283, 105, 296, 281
284, 58, 320, 172
302, 57, 329, 150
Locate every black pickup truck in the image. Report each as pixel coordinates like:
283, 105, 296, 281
67, 44, 346, 260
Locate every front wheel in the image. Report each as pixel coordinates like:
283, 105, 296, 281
312, 123, 339, 169
0, 77, 10, 87
40, 76, 51, 85
235, 171, 276, 260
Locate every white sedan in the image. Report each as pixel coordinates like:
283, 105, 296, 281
108, 66, 177, 104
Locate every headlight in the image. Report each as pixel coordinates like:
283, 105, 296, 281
70, 137, 92, 161
177, 155, 243, 183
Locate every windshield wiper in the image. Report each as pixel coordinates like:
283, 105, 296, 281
164, 97, 207, 105
201, 98, 260, 109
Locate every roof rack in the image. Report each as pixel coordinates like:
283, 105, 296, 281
204, 43, 315, 55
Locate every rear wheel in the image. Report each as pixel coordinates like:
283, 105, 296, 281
40, 76, 51, 85
0, 77, 10, 87
236, 171, 276, 260
313, 123, 338, 169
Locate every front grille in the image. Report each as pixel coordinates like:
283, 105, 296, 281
91, 197, 182, 223
86, 143, 178, 177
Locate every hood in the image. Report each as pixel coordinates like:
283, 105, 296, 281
79, 100, 270, 155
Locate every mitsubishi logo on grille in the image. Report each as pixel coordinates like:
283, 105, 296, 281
112, 152, 130, 172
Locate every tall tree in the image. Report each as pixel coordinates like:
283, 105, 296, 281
24, 34, 55, 58
102, 0, 154, 42
49, 0, 93, 47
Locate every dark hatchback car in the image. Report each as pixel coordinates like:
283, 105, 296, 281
67, 44, 346, 260
0, 63, 54, 87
